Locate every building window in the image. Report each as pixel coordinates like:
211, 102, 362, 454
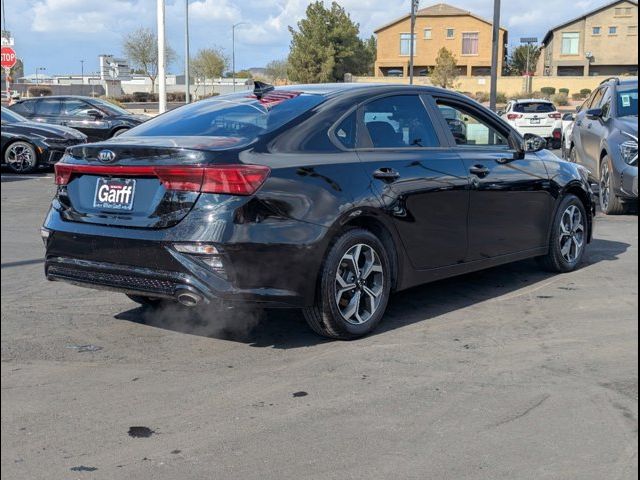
592, 26, 601, 35
561, 32, 580, 55
423, 28, 432, 40
609, 26, 618, 35
400, 33, 416, 56
614, 7, 632, 16
628, 25, 637, 35
462, 32, 479, 55
446, 28, 455, 39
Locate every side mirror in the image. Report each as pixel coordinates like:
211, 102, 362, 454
496, 110, 505, 116
586, 108, 603, 120
524, 134, 547, 153
86, 109, 103, 118
509, 131, 526, 160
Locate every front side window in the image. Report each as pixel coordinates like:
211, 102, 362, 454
561, 32, 580, 55
61, 99, 93, 117
362, 95, 439, 149
436, 101, 508, 147
400, 33, 416, 56
35, 98, 61, 116
587, 88, 606, 110
462, 33, 479, 55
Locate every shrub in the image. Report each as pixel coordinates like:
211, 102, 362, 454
580, 88, 592, 95
27, 86, 52, 97
166, 92, 186, 102
99, 96, 126, 108
475, 91, 490, 103
131, 91, 160, 102
540, 87, 556, 96
496, 92, 508, 105
572, 92, 585, 101
115, 94, 134, 103
551, 92, 570, 106
559, 88, 570, 95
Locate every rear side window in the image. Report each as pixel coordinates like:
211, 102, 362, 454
10, 101, 35, 116
513, 102, 556, 113
36, 98, 62, 116
335, 111, 357, 149
361, 95, 439, 148
127, 92, 325, 145
616, 87, 638, 117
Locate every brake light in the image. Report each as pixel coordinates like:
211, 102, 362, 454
553, 128, 562, 139
54, 164, 270, 196
549, 112, 562, 119
507, 113, 522, 121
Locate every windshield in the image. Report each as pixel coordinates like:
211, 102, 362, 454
1, 107, 27, 123
124, 91, 325, 145
88, 98, 132, 116
513, 102, 556, 113
616, 87, 638, 117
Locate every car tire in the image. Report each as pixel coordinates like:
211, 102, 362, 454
599, 155, 626, 215
303, 228, 391, 340
112, 128, 129, 137
126, 294, 166, 307
538, 194, 588, 273
4, 141, 38, 174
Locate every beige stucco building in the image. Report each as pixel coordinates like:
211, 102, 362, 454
538, 0, 638, 76
373, 3, 508, 78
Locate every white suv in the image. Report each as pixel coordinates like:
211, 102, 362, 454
501, 99, 562, 149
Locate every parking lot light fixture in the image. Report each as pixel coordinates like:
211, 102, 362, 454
232, 22, 249, 92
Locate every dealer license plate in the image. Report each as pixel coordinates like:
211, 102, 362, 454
93, 177, 136, 210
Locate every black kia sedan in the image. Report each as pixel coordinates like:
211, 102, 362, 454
42, 83, 595, 339
1, 106, 87, 173
8, 96, 148, 142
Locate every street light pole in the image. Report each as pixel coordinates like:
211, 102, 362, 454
489, 0, 501, 112
232, 22, 248, 92
409, 0, 419, 85
157, 0, 167, 113
80, 60, 84, 94
184, 0, 190, 103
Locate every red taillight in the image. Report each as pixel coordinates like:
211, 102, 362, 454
553, 129, 562, 139
54, 164, 270, 196
549, 112, 562, 119
507, 113, 522, 121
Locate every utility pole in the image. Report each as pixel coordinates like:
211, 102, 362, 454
157, 0, 167, 113
184, 0, 190, 103
409, 0, 419, 85
489, 0, 501, 111
232, 22, 248, 93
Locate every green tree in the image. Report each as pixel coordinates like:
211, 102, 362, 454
265, 59, 290, 83
122, 27, 176, 93
430, 47, 458, 88
508, 44, 541, 75
288, 1, 373, 83
191, 47, 229, 80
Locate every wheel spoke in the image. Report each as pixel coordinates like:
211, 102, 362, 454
342, 290, 361, 322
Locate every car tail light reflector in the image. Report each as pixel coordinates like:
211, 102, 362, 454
507, 113, 522, 120
549, 113, 562, 119
54, 164, 270, 196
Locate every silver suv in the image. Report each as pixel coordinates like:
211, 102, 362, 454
570, 77, 638, 215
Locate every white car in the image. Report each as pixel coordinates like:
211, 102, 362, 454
501, 99, 563, 149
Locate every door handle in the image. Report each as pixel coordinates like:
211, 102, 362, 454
469, 165, 490, 177
373, 168, 400, 181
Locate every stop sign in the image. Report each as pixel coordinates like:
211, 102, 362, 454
1, 47, 17, 69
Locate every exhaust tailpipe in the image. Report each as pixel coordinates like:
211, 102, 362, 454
176, 290, 203, 307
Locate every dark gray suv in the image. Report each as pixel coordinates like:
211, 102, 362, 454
570, 77, 637, 215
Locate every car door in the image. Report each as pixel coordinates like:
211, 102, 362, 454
354, 93, 470, 269
431, 95, 553, 260
59, 98, 111, 141
580, 86, 609, 173
574, 87, 605, 174
32, 98, 63, 126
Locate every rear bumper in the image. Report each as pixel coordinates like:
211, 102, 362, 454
513, 125, 556, 138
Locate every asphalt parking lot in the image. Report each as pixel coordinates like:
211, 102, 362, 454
1, 168, 638, 480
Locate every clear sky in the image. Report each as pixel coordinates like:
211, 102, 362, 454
0, 0, 617, 76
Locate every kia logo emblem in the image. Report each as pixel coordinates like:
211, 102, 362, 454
97, 149, 116, 163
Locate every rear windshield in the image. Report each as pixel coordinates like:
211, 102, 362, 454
616, 87, 638, 117
125, 91, 324, 145
9, 100, 35, 116
513, 102, 556, 113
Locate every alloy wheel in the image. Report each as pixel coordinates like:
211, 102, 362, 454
600, 161, 611, 211
335, 243, 384, 325
6, 142, 37, 173
559, 205, 585, 263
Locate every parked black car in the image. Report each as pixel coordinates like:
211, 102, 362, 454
570, 77, 638, 214
43, 83, 595, 339
1, 107, 87, 173
8, 96, 148, 142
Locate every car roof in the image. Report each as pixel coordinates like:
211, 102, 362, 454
510, 99, 553, 103
16, 95, 97, 102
